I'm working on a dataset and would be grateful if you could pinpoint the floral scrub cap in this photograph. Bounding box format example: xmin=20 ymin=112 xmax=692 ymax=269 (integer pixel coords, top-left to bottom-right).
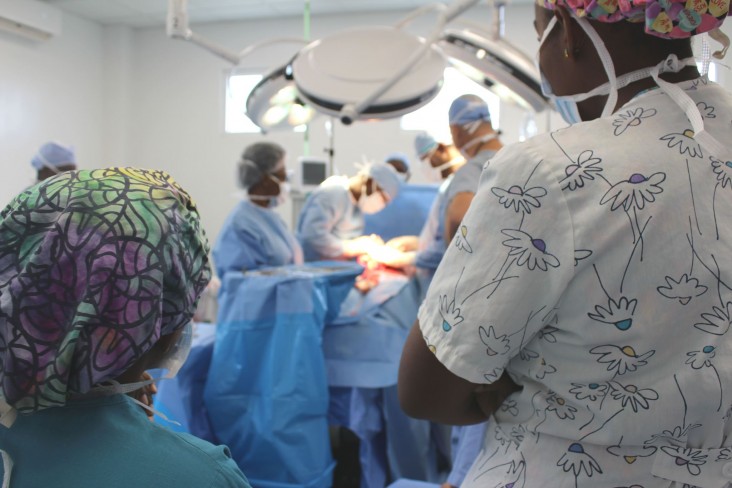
xmin=0 ymin=168 xmax=211 ymax=416
xmin=537 ymin=0 xmax=730 ymax=39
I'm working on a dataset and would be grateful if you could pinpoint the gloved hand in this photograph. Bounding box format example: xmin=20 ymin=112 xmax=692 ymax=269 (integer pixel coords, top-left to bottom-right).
xmin=385 ymin=235 xmax=419 ymax=252
xmin=343 ymin=234 xmax=385 ymax=257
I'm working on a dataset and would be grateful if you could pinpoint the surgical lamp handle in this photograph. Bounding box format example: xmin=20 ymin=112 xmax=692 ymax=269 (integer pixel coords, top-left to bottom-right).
xmin=339 ymin=0 xmax=481 ymax=124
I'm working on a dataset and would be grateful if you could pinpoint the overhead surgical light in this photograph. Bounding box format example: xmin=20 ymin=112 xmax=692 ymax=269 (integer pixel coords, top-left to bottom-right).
xmin=166 ymin=0 xmax=310 ymax=132
xmin=246 ymin=64 xmax=316 ymax=132
xmin=439 ymin=3 xmax=549 ymax=112
xmin=291 ymin=0 xmax=482 ymax=125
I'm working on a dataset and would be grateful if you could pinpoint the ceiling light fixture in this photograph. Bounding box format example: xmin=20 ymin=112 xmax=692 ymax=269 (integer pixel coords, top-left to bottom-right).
xmin=438 ymin=2 xmax=549 ymax=112
xmin=291 ymin=0 xmax=482 ymax=125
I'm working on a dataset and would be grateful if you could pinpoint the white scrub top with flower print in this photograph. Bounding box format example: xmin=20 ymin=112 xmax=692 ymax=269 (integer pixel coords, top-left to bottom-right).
xmin=419 ymin=78 xmax=732 ymax=488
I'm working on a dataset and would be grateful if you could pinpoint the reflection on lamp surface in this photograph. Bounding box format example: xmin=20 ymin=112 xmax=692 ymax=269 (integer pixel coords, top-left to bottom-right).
xmin=291 ymin=26 xmax=446 ymax=122
xmin=439 ymin=28 xmax=548 ymax=112
xmin=247 ymin=64 xmax=316 ymax=131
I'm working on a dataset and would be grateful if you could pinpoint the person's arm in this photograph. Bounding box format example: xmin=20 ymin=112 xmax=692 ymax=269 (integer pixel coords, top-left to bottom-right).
xmin=298 ymin=191 xmax=348 ymax=259
xmin=398 ymin=321 xmax=520 ymax=425
xmin=444 ymin=191 xmax=474 ymax=243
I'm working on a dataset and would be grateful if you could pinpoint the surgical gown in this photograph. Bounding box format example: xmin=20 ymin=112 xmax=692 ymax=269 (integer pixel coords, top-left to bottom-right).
xmin=297 ymin=183 xmax=364 ymax=262
xmin=213 ymin=199 xmax=303 ymax=278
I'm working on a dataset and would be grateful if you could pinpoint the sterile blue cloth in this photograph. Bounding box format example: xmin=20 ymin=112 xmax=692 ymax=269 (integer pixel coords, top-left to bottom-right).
xmin=204 ymin=262 xmax=362 ymax=488
xmin=214 ymin=199 xmax=303 ymax=278
xmin=324 ymin=273 xmax=446 ymax=486
xmin=363 ymin=184 xmax=438 ymax=241
xmin=0 ymin=394 xmax=250 ymax=488
xmin=447 ymin=424 xmax=488 ymax=487
xmin=387 ymin=480 xmax=440 ymax=488
xmin=324 ymin=273 xmax=418 ymax=389
xmin=297 ymin=183 xmax=364 ymax=261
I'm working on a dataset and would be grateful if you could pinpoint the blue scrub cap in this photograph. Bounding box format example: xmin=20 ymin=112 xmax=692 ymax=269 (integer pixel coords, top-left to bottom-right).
xmin=30 ymin=142 xmax=76 ymax=171
xmin=414 ymin=132 xmax=438 ymax=160
xmin=362 ymin=163 xmax=400 ymax=202
xmin=448 ymin=94 xmax=491 ymax=127
xmin=384 ymin=152 xmax=410 ymax=172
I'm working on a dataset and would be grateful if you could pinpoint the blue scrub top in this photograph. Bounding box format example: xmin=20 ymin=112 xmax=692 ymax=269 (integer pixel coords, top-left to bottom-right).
xmin=0 ymin=394 xmax=250 ymax=488
xmin=213 ymin=199 xmax=303 ymax=278
xmin=296 ymin=183 xmax=364 ymax=261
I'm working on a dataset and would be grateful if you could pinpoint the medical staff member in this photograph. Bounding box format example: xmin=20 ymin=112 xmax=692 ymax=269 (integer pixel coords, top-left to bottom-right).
xmin=296 ymin=162 xmax=400 ymax=262
xmin=0 ymin=168 xmax=250 ymax=488
xmin=445 ymin=94 xmax=504 ymax=243
xmin=30 ymin=141 xmax=77 ymax=182
xmin=385 ymin=152 xmax=411 ymax=182
xmin=411 ymin=133 xmax=465 ymax=292
xmin=400 ymin=4 xmax=732 ymax=488
xmin=213 ymin=142 xmax=303 ymax=278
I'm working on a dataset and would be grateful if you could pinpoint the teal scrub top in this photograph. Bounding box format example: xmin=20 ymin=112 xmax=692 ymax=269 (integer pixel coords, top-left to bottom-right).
xmin=0 ymin=394 xmax=251 ymax=488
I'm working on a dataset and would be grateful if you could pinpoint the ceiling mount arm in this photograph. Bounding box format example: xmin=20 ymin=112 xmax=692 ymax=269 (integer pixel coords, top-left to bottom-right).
xmin=166 ymin=0 xmax=306 ymax=66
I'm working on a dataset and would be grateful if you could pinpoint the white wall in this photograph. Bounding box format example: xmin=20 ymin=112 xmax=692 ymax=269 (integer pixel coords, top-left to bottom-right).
xmin=0 ymin=11 xmax=105 ymax=205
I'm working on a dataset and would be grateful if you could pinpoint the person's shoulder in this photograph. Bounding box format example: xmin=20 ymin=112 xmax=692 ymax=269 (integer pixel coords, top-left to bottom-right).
xmin=147 ymin=423 xmax=251 ymax=487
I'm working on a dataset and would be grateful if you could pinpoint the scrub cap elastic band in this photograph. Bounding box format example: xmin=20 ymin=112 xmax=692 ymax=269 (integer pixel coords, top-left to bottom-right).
xmin=0 ymin=168 xmax=211 ymax=414
xmin=537 ymin=0 xmax=730 ymax=39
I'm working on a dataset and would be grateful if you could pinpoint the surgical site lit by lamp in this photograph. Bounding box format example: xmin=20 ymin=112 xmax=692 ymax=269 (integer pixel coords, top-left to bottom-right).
xmin=439 ymin=28 xmax=549 ymax=113
xmin=291 ymin=26 xmax=446 ymax=123
xmin=246 ymin=65 xmax=316 ymax=132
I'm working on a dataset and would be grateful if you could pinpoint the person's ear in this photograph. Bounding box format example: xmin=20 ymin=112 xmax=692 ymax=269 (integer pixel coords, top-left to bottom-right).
xmin=555 ymin=7 xmax=581 ymax=60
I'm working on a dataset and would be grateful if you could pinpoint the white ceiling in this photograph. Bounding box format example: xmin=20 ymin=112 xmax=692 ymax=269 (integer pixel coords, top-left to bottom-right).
xmin=40 ymin=0 xmax=437 ymax=27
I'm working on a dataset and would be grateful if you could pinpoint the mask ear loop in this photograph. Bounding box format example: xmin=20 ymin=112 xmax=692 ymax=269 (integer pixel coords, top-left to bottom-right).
xmin=572 ymin=15 xmax=618 ymax=118
xmin=1 ymin=450 xmax=12 ymax=488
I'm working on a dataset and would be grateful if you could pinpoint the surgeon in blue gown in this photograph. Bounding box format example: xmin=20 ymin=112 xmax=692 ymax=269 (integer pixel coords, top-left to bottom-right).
xmin=214 ymin=141 xmax=303 ymax=279
xmin=296 ymin=162 xmax=400 ymax=263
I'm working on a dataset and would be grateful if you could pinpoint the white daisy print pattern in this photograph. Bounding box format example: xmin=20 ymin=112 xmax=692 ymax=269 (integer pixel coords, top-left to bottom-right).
xmin=438 ymin=295 xmax=464 ymax=332
xmin=556 ymin=443 xmax=603 ymax=477
xmin=659 ymin=446 xmax=707 ymax=476
xmin=608 ymin=383 xmax=659 ymax=412
xmin=569 ymin=382 xmax=608 ymax=402
xmin=491 ymin=184 xmax=547 ymax=214
xmin=612 ymin=107 xmax=657 ymax=136
xmin=657 ymin=274 xmax=708 ymax=305
xmin=591 ymin=345 xmax=655 ymax=376
xmin=600 ymin=172 xmax=666 ymax=212
xmin=454 ymin=225 xmax=473 ymax=253
xmin=546 ymin=393 xmax=577 ymax=420
xmin=660 ymin=129 xmax=703 ymax=158
xmin=694 ymin=301 xmax=732 ymax=336
xmin=710 ymin=157 xmax=732 ymax=189
xmin=685 ymin=346 xmax=716 ymax=369
xmin=588 ymin=296 xmax=638 ymax=331
xmin=560 ymin=150 xmax=603 ymax=191
xmin=501 ymin=229 xmax=560 ymax=271
xmin=479 ymin=325 xmax=509 ymax=357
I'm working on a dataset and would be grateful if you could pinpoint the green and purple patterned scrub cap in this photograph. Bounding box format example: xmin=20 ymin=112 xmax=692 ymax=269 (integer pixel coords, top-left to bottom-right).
xmin=537 ymin=0 xmax=729 ymax=39
xmin=0 ymin=168 xmax=211 ymax=414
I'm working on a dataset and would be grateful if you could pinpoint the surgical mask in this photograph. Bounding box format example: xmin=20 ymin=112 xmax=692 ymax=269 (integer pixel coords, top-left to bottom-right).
xmin=422 ymin=156 xmax=462 ymax=183
xmin=358 ymin=184 xmax=387 ymax=214
xmin=395 ymin=172 xmax=410 ymax=184
xmin=458 ymin=132 xmax=498 ymax=159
